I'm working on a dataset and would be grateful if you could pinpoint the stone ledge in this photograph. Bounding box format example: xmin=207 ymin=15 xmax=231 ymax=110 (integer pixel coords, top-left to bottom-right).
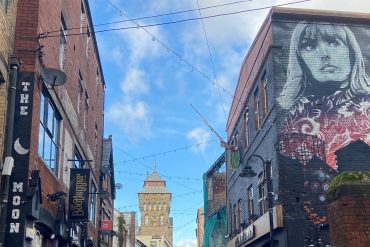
xmin=327 ymin=172 xmax=370 ymax=202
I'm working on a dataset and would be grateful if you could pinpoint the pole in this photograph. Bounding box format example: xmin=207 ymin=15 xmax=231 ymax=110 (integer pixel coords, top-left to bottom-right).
xmin=0 ymin=56 xmax=21 ymax=247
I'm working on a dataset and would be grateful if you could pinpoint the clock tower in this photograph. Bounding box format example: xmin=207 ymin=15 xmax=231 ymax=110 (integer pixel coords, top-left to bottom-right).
xmin=137 ymin=167 xmax=173 ymax=247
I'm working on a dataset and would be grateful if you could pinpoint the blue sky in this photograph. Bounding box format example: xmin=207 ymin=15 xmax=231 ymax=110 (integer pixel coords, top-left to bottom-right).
xmin=89 ymin=0 xmax=369 ymax=246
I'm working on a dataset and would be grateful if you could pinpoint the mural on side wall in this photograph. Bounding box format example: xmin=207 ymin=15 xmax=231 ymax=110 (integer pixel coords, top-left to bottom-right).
xmin=276 ymin=21 xmax=370 ymax=228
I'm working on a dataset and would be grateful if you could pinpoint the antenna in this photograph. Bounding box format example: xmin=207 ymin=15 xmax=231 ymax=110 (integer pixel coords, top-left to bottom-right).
xmin=40 ymin=67 xmax=67 ymax=86
xmin=115 ymin=183 xmax=123 ymax=190
xmin=190 ymin=104 xmax=232 ymax=149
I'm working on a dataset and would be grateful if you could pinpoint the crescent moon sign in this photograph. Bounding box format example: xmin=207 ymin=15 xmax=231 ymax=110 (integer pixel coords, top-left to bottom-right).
xmin=14 ymin=138 xmax=29 ymax=155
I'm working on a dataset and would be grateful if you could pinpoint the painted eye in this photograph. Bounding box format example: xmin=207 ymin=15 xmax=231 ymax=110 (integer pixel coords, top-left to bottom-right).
xmin=304 ymin=45 xmax=313 ymax=51
xmin=329 ymin=41 xmax=339 ymax=47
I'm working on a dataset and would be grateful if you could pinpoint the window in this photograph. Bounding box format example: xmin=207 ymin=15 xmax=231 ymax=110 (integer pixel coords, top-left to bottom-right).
xmin=89 ymin=182 xmax=97 ymax=225
xmin=244 ymin=109 xmax=249 ymax=148
xmin=86 ymin=26 xmax=91 ymax=56
xmin=59 ymin=14 xmax=67 ymax=70
xmin=150 ymin=241 xmax=157 ymax=247
xmin=247 ymin=186 xmax=254 ymax=224
xmin=234 ymin=132 xmax=239 ymax=149
xmin=84 ymin=91 xmax=89 ymax=130
xmin=160 ymin=215 xmax=164 ymax=225
xmin=237 ymin=199 xmax=242 ymax=229
xmin=80 ymin=1 xmax=86 ymax=34
xmin=261 ymin=73 xmax=268 ymax=118
xmin=233 ymin=204 xmax=237 ymax=232
xmin=143 ymin=203 xmax=146 ymax=211
xmin=38 ymin=90 xmax=61 ymax=174
xmin=74 ymin=148 xmax=84 ymax=168
xmin=228 ymin=203 xmax=233 ymax=235
xmin=258 ymin=173 xmax=266 ymax=215
xmin=254 ymin=88 xmax=260 ymax=129
xmin=77 ymin=71 xmax=83 ymax=113
xmin=145 ymin=215 xmax=149 ymax=225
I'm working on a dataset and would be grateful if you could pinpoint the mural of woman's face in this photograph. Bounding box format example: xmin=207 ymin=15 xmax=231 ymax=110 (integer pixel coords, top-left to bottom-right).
xmin=299 ymin=32 xmax=351 ymax=84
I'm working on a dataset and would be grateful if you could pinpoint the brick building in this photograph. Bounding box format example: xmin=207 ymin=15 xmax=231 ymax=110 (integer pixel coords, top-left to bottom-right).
xmin=195 ymin=208 xmax=204 ymax=247
xmin=0 ymin=0 xmax=18 ymax=165
xmin=0 ymin=0 xmax=111 ymax=246
xmin=136 ymin=168 xmax=173 ymax=247
xmin=225 ymin=7 xmax=370 ymax=247
xmin=202 ymin=153 xmax=227 ymax=247
xmin=112 ymin=210 xmax=136 ymax=247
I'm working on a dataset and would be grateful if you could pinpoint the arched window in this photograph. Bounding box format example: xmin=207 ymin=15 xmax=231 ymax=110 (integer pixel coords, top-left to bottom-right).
xmin=153 ymin=203 xmax=156 ymax=211
xmin=158 ymin=203 xmax=162 ymax=211
xmin=163 ymin=203 xmax=167 ymax=210
xmin=148 ymin=203 xmax=151 ymax=211
xmin=160 ymin=215 xmax=164 ymax=225
xmin=145 ymin=215 xmax=149 ymax=225
xmin=143 ymin=203 xmax=146 ymax=211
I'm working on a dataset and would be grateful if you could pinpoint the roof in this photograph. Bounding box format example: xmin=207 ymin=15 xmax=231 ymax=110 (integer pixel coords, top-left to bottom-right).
xmin=145 ymin=169 xmax=164 ymax=182
xmin=139 ymin=187 xmax=170 ymax=194
xmin=139 ymin=168 xmax=171 ymax=194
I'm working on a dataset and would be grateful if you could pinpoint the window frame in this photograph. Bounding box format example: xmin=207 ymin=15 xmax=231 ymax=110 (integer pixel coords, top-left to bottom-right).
xmin=253 ymin=88 xmax=260 ymax=130
xmin=237 ymin=199 xmax=242 ymax=230
xmin=247 ymin=186 xmax=254 ymax=224
xmin=244 ymin=109 xmax=249 ymax=148
xmin=258 ymin=173 xmax=266 ymax=215
xmin=38 ymin=89 xmax=61 ymax=175
xmin=59 ymin=14 xmax=67 ymax=70
xmin=261 ymin=73 xmax=268 ymax=118
xmin=89 ymin=182 xmax=97 ymax=225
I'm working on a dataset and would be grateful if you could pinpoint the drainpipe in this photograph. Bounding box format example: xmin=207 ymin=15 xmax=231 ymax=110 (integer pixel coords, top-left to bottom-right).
xmin=0 ymin=56 xmax=21 ymax=247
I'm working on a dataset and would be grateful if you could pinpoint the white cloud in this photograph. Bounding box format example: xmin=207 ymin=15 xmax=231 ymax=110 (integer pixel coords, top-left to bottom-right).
xmin=186 ymin=127 xmax=211 ymax=153
xmin=121 ymin=68 xmax=149 ymax=94
xmin=116 ymin=25 xmax=163 ymax=66
xmin=106 ymin=100 xmax=152 ymax=143
xmin=175 ymin=239 xmax=197 ymax=247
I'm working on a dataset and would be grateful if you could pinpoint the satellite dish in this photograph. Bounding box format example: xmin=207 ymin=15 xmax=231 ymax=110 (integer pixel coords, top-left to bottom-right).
xmin=100 ymin=165 xmax=111 ymax=174
xmin=115 ymin=183 xmax=123 ymax=190
xmin=40 ymin=67 xmax=67 ymax=86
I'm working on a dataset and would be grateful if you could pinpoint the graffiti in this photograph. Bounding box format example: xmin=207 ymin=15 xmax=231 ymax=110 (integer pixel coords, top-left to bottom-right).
xmin=278 ymin=22 xmax=370 ymax=169
xmin=276 ymin=21 xmax=370 ymax=231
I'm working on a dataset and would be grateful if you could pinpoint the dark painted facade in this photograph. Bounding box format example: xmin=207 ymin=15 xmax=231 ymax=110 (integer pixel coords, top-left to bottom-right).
xmin=226 ymin=7 xmax=370 ymax=247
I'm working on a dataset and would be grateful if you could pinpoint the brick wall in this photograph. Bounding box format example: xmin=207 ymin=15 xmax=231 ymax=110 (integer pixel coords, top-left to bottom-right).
xmin=328 ymin=185 xmax=370 ymax=247
xmin=13 ymin=0 xmax=105 ymax=245
xmin=0 ymin=0 xmax=18 ymax=165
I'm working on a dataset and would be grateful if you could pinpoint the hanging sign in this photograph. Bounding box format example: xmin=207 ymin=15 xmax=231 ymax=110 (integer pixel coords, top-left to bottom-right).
xmin=68 ymin=168 xmax=90 ymax=221
xmin=5 ymin=72 xmax=35 ymax=245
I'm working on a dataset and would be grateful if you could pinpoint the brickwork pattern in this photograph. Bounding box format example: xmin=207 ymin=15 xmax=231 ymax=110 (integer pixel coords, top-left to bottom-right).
xmin=328 ymin=195 xmax=370 ymax=247
xmin=0 ymin=1 xmax=18 ymax=164
xmin=13 ymin=0 xmax=106 ymax=246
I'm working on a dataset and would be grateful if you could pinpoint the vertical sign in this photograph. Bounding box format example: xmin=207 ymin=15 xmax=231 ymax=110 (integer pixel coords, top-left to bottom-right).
xmin=68 ymin=168 xmax=90 ymax=221
xmin=5 ymin=72 xmax=34 ymax=245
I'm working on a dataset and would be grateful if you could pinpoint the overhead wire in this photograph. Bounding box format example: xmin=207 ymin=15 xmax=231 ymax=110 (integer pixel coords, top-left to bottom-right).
xmin=113 ymin=144 xmax=200 ymax=192
xmin=196 ymin=0 xmax=227 ymax=120
xmin=38 ymin=0 xmax=311 ymax=108
xmin=115 ymin=138 xmax=222 ymax=164
xmin=115 ymin=170 xmax=202 ymax=181
xmin=43 ymin=0 xmax=256 ymax=35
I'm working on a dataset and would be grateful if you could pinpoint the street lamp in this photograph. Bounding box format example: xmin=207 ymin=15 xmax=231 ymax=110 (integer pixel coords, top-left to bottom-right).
xmin=239 ymin=154 xmax=275 ymax=247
